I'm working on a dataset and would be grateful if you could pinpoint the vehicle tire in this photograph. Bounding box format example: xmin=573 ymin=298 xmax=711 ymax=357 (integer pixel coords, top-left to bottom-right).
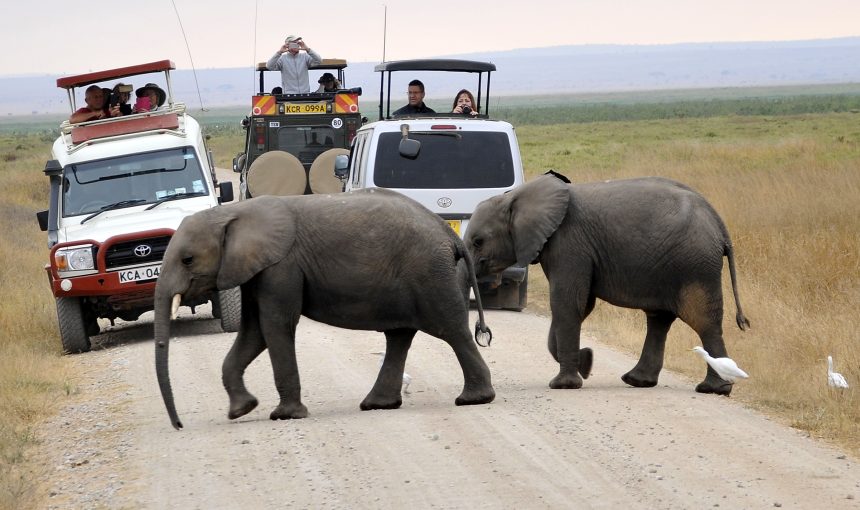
xmin=214 ymin=287 xmax=241 ymax=333
xmin=55 ymin=297 xmax=92 ymax=354
xmin=501 ymin=275 xmax=528 ymax=312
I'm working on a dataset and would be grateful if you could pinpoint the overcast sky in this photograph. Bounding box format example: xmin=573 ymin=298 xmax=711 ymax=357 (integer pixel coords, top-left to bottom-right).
xmin=2 ymin=0 xmax=857 ymax=76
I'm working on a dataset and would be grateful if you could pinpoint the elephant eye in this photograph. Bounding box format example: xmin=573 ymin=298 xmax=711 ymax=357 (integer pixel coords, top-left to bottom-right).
xmin=472 ymin=237 xmax=484 ymax=249
xmin=181 ymin=255 xmax=193 ymax=266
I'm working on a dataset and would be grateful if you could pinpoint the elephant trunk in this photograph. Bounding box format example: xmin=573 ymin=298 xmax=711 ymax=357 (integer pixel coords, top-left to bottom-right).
xmin=155 ymin=292 xmax=184 ymax=430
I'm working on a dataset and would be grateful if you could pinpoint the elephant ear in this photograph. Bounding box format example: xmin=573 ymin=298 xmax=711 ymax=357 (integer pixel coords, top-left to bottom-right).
xmin=510 ymin=174 xmax=571 ymax=266
xmin=216 ymin=198 xmax=296 ymax=289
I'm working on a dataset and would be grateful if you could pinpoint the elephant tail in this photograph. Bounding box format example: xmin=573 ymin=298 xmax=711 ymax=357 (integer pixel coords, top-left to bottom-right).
xmin=455 ymin=242 xmax=493 ymax=347
xmin=724 ymin=241 xmax=751 ymax=331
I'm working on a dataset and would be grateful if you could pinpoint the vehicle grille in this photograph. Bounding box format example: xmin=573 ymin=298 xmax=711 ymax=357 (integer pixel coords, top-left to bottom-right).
xmin=104 ymin=235 xmax=171 ymax=269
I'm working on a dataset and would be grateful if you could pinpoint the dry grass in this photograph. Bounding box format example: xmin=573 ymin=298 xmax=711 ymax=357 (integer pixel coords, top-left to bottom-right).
xmin=0 ymin=134 xmax=74 ymax=508
xmin=518 ymin=113 xmax=860 ymax=456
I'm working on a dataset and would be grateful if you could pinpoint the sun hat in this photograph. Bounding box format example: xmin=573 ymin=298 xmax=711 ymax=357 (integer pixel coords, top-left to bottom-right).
xmin=318 ymin=72 xmax=336 ymax=84
xmin=285 ymin=35 xmax=302 ymax=43
xmin=135 ymin=83 xmax=166 ymax=107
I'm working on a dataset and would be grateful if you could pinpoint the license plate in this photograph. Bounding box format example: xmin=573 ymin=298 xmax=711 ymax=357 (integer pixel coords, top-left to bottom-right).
xmin=283 ymin=102 xmax=327 ymax=114
xmin=446 ymin=220 xmax=461 ymax=235
xmin=118 ymin=264 xmax=161 ymax=283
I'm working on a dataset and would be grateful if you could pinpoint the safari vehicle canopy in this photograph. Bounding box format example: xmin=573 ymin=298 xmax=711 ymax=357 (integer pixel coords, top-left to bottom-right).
xmin=374 ymin=59 xmax=496 ymax=120
xmin=234 ymin=59 xmax=364 ymax=198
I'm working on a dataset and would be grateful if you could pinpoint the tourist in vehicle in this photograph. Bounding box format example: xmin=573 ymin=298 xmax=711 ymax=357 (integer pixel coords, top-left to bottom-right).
xmin=315 ymin=72 xmax=341 ymax=93
xmin=69 ymin=85 xmax=121 ymax=123
xmin=134 ymin=83 xmax=167 ymax=113
xmin=110 ymin=82 xmax=134 ymax=116
xmin=266 ymin=35 xmax=322 ymax=94
xmin=451 ymin=89 xmax=480 ymax=116
xmin=393 ymin=80 xmax=435 ymax=116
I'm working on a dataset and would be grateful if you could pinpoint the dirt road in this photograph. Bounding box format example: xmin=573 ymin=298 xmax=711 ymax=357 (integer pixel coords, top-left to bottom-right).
xmin=36 ymin=307 xmax=858 ymax=509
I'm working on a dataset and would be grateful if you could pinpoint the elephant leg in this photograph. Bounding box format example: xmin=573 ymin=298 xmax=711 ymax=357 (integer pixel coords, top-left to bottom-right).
xmin=223 ymin=292 xmax=265 ymax=419
xmin=678 ymin=288 xmax=733 ymax=396
xmin=548 ymin=314 xmax=585 ymax=389
xmin=360 ymin=329 xmax=415 ymax=411
xmin=436 ymin=326 xmax=495 ymax=406
xmin=264 ymin=315 xmax=307 ymax=420
xmin=622 ymin=310 xmax=675 ymax=388
xmin=548 ymin=322 xmax=593 ymax=379
xmin=693 ymin=324 xmax=734 ymax=396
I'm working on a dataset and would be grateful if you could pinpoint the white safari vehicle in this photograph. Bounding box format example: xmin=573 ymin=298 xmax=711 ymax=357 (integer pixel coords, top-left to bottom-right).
xmin=37 ymin=60 xmax=238 ymax=353
xmin=337 ymin=59 xmax=528 ymax=310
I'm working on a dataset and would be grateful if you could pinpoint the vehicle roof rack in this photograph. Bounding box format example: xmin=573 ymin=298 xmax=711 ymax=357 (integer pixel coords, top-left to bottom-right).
xmin=57 ymin=60 xmax=176 ymax=90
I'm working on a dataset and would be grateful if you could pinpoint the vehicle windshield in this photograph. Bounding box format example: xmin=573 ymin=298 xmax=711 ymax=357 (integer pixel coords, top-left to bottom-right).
xmin=276 ymin=125 xmax=337 ymax=166
xmin=62 ymin=147 xmax=208 ymax=217
xmin=372 ymin=131 xmax=515 ymax=189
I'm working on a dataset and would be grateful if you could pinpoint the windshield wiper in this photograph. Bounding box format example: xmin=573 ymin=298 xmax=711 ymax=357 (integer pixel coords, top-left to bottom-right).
xmin=145 ymin=191 xmax=206 ymax=210
xmin=80 ymin=199 xmax=146 ymax=224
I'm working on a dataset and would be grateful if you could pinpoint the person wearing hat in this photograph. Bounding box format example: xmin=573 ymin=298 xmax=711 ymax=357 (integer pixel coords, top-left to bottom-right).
xmin=314 ymin=72 xmax=340 ymax=93
xmin=134 ymin=83 xmax=167 ymax=113
xmin=266 ymin=35 xmax=322 ymax=94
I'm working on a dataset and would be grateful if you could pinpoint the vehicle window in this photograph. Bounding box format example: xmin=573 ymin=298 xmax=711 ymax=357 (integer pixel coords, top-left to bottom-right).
xmin=372 ymin=131 xmax=515 ymax=189
xmin=351 ymin=132 xmax=370 ymax=187
xmin=277 ymin=125 xmax=336 ymax=166
xmin=62 ymin=147 xmax=207 ymax=216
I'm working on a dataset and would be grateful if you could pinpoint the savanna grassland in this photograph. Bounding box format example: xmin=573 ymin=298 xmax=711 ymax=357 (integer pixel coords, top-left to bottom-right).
xmin=1 ymin=89 xmax=859 ymax=507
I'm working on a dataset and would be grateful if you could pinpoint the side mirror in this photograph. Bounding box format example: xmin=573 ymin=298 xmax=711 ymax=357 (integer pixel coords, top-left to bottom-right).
xmin=219 ymin=182 xmax=234 ymax=203
xmin=334 ymin=154 xmax=349 ymax=180
xmin=233 ymin=153 xmax=246 ymax=173
xmin=36 ymin=210 xmax=49 ymax=231
xmin=398 ymin=123 xmax=420 ymax=159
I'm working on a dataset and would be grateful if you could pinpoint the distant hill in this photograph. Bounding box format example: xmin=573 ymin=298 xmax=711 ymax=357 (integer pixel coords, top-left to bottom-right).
xmin=3 ymin=37 xmax=859 ymax=116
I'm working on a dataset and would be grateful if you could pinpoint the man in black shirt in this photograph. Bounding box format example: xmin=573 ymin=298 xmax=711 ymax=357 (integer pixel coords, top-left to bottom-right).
xmin=393 ymin=79 xmax=436 ymax=116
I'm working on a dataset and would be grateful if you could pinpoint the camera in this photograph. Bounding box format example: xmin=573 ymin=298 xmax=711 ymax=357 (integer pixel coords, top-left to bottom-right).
xmin=461 ymin=105 xmax=472 ymax=115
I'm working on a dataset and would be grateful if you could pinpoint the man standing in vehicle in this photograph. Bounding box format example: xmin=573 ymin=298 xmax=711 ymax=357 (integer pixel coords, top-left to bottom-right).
xmin=393 ymin=80 xmax=435 ymax=116
xmin=69 ymin=85 xmax=121 ymax=123
xmin=267 ymin=35 xmax=322 ymax=94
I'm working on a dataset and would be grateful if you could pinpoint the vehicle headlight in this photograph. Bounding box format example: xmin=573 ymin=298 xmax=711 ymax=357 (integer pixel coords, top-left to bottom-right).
xmin=56 ymin=245 xmax=96 ymax=272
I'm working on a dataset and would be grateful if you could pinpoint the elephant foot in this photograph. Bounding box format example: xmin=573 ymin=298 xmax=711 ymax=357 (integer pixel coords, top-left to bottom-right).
xmin=578 ymin=348 xmax=594 ymax=379
xmin=360 ymin=394 xmax=403 ymax=411
xmin=270 ymin=402 xmax=309 ymax=420
xmin=549 ymin=371 xmax=583 ymax=389
xmin=454 ymin=385 xmax=496 ymax=406
xmin=227 ymin=393 xmax=259 ymax=420
xmin=621 ymin=369 xmax=658 ymax=388
xmin=695 ymin=378 xmax=733 ymax=396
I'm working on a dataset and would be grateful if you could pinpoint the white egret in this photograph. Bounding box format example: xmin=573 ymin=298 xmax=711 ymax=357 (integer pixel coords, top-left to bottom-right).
xmin=691 ymin=346 xmax=749 ymax=383
xmin=827 ymin=355 xmax=849 ymax=389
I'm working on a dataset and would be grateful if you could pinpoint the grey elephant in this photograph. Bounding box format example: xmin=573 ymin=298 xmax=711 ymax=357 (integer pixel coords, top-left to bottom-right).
xmin=464 ymin=171 xmax=749 ymax=395
xmin=155 ymin=189 xmax=495 ymax=429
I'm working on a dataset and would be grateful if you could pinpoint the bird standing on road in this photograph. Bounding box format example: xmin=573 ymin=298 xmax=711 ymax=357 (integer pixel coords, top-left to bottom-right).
xmin=691 ymin=346 xmax=749 ymax=383
xmin=827 ymin=355 xmax=849 ymax=389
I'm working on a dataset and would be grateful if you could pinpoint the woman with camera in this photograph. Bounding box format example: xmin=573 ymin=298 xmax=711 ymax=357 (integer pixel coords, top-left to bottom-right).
xmin=451 ymin=89 xmax=480 ymax=116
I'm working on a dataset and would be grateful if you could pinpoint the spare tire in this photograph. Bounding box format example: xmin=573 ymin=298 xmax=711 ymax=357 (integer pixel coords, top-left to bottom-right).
xmin=247 ymin=150 xmax=306 ymax=197
xmin=309 ymin=148 xmax=350 ymax=194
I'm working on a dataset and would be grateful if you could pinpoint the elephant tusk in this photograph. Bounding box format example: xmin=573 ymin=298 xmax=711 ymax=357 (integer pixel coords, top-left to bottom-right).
xmin=171 ymin=294 xmax=182 ymax=320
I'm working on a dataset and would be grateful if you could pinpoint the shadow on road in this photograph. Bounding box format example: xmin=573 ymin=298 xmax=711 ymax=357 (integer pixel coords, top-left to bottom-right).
xmin=91 ymin=311 xmax=230 ymax=351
